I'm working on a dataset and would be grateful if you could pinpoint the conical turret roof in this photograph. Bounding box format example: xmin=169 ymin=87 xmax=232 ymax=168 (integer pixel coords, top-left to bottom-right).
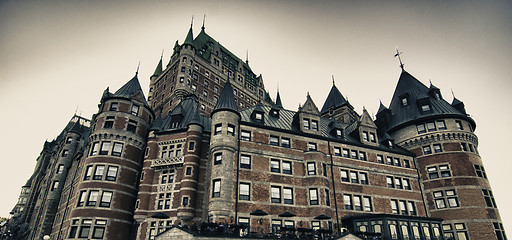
xmin=183 ymin=26 xmax=194 ymax=46
xmin=152 ymin=57 xmax=163 ymax=77
xmin=321 ymin=83 xmax=348 ymax=114
xmin=387 ymin=70 xmax=474 ymax=131
xmin=113 ymin=73 xmax=149 ymax=106
xmin=275 ymin=91 xmax=283 ymax=108
xmin=212 ymin=80 xmax=238 ymax=115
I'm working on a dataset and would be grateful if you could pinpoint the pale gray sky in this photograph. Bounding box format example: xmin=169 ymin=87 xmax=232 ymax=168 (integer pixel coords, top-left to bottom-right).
xmin=1 ymin=0 xmax=511 ymax=232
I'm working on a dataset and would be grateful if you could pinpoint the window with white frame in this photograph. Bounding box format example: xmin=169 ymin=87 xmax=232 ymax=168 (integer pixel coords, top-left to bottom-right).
xmin=239 ymin=183 xmax=250 ymax=200
xmin=307 ymin=162 xmax=316 ymax=175
xmin=309 ymin=188 xmax=319 ymax=205
xmin=427 ymin=164 xmax=451 ymax=179
xmin=212 ymin=179 xmax=221 ymax=198
xmin=433 ymin=189 xmax=459 ymax=209
xmin=240 ymin=155 xmax=251 ymax=169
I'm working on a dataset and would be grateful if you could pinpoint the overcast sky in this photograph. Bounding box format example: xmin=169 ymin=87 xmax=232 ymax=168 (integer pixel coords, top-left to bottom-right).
xmin=1 ymin=0 xmax=510 ymax=232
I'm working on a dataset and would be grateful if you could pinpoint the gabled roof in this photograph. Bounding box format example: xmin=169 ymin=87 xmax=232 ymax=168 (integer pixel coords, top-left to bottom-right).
xmin=155 ymin=97 xmax=211 ymax=133
xmin=387 ymin=70 xmax=474 ymax=131
xmin=212 ymin=80 xmax=238 ymax=116
xmin=301 ymin=93 xmax=320 ymax=115
xmin=321 ymin=83 xmax=349 ymax=114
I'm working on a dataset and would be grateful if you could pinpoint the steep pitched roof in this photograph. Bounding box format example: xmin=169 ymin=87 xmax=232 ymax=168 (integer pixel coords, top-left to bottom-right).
xmin=387 ymin=70 xmax=474 ymax=131
xmin=112 ymin=74 xmax=149 ymax=106
xmin=321 ymin=83 xmax=348 ymax=114
xmin=152 ymin=57 xmax=163 ymax=77
xmin=376 ymin=101 xmax=389 ymax=115
xmin=156 ymin=97 xmax=211 ymax=133
xmin=275 ymin=91 xmax=283 ymax=108
xmin=301 ymin=93 xmax=320 ymax=115
xmin=212 ymin=80 xmax=238 ymax=115
xmin=183 ymin=26 xmax=194 ymax=46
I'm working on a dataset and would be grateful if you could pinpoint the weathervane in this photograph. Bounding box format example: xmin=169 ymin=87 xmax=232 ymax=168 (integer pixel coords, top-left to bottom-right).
xmin=394 ymin=48 xmax=404 ymax=70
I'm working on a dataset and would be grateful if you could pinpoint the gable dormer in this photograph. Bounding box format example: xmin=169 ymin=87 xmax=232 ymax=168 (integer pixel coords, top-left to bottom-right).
xmin=295 ymin=94 xmax=321 ymax=134
xmin=251 ymin=104 xmax=265 ymax=124
xmin=357 ymin=108 xmax=379 ymax=146
xmin=328 ymin=120 xmax=344 ymax=139
xmin=416 ymin=93 xmax=431 ymax=113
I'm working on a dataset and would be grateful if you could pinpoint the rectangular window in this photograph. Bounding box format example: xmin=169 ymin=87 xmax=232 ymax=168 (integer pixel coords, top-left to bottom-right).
xmin=282 ymin=161 xmax=292 ymax=174
xmin=343 ymin=149 xmax=349 ymax=158
xmin=112 ymin=142 xmax=123 ymax=157
xmin=456 ymin=120 xmax=464 ymax=130
xmin=241 ymin=130 xmax=251 ymax=141
xmin=417 ymin=124 xmax=426 ymax=134
xmin=212 ymin=179 xmax=221 ymax=198
xmin=271 ymin=186 xmax=281 ymax=203
xmin=423 ymin=145 xmax=432 ymax=155
xmin=127 ymin=120 xmax=137 ymax=133
xmin=350 ymin=172 xmax=359 ymax=183
xmin=270 ymin=136 xmax=279 ymax=146
xmin=185 ymin=167 xmax=192 ymax=175
xmin=100 ymin=191 xmax=112 ymax=207
xmin=370 ymin=132 xmax=376 ymax=142
xmin=87 ymin=190 xmax=99 ymax=206
xmin=391 ymin=200 xmax=399 ymax=214
xmin=57 ymin=164 xmax=64 ymax=174
xmin=188 ymin=142 xmax=195 ymax=151
xmin=359 ymin=152 xmax=367 ymax=160
xmin=437 ymin=120 xmax=446 ymax=130
xmin=182 ymin=197 xmax=189 ymax=207
xmin=325 ymin=189 xmax=330 ymax=206
xmin=214 ymin=124 xmax=222 ymax=135
xmin=79 ymin=226 xmax=91 ymax=238
xmin=283 ymin=187 xmax=293 ymax=204
xmin=483 ymin=189 xmax=497 ymax=208
xmin=227 ymin=124 xmax=235 ymax=136
xmin=308 ymin=142 xmax=317 ymax=151
xmin=92 ymin=227 xmax=105 ymax=239
xmin=426 ymin=122 xmax=436 ymax=131
xmin=377 ymin=155 xmax=384 ymax=164
xmin=214 ymin=153 xmax=222 ymax=165
xmin=270 ymin=159 xmax=280 ymax=173
xmin=363 ymin=196 xmax=373 ymax=212
xmin=93 ymin=165 xmax=105 ymax=180
xmin=403 ymin=159 xmax=411 ymax=168
xmin=239 ymin=183 xmax=250 ymax=200
xmin=354 ymin=195 xmax=362 ymax=211
xmin=386 ymin=156 xmax=393 ymax=165
xmin=309 ymin=188 xmax=318 ymax=205
xmin=341 ymin=169 xmax=349 ymax=182
xmin=78 ymin=191 xmax=86 ymax=207
xmin=421 ymin=104 xmax=431 ymax=112
xmin=311 ymin=120 xmax=318 ymax=131
xmin=106 ymin=166 xmax=118 ymax=181
xmin=433 ymin=144 xmax=442 ymax=153
xmin=90 ymin=143 xmax=99 ymax=156
xmin=281 ymin=137 xmax=290 ymax=148
xmin=110 ymin=102 xmax=118 ymax=111
xmin=334 ymin=147 xmax=341 ymax=156
xmin=363 ymin=131 xmax=369 ymax=141
xmin=131 ymin=105 xmax=139 ymax=116
xmin=303 ymin=119 xmax=310 ymax=130
xmin=351 ymin=150 xmax=358 ymax=159
xmin=51 ymin=181 xmax=59 ymax=191
xmin=104 ymin=117 xmax=114 ymax=129
xmin=403 ymin=179 xmax=411 ymax=190
xmin=344 ymin=194 xmax=353 ymax=210
xmin=240 ymin=155 xmax=251 ymax=169
xmin=66 ymin=136 xmax=73 ymax=144
xmin=360 ymin=172 xmax=368 ymax=185
xmin=307 ymin=162 xmax=316 ymax=175
xmin=474 ymin=164 xmax=487 ymax=178
xmin=99 ymin=142 xmax=111 ymax=155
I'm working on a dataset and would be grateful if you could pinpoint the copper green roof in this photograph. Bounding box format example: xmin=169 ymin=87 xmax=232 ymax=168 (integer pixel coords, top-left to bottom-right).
xmin=183 ymin=26 xmax=194 ymax=46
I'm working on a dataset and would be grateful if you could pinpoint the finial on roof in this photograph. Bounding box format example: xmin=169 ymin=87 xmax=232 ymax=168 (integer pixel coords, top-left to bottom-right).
xmin=202 ymin=15 xmax=205 ymax=30
xmin=190 ymin=15 xmax=194 ymax=28
xmin=394 ymin=48 xmax=404 ymax=70
xmin=246 ymin=49 xmax=249 ymax=64
xmin=451 ymin=88 xmax=455 ymax=98
xmin=161 ymin=49 xmax=164 ymax=59
xmin=136 ymin=61 xmax=141 ymax=75
xmin=332 ymin=75 xmax=335 ymax=85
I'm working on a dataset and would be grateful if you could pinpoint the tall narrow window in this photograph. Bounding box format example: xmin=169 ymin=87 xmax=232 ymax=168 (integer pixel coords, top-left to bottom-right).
xmin=110 ymin=102 xmax=118 ymax=111
xmin=283 ymin=187 xmax=293 ymax=204
xmin=127 ymin=120 xmax=137 ymax=133
xmin=90 ymin=142 xmax=99 ymax=156
xmin=106 ymin=166 xmax=118 ymax=181
xmin=271 ymin=186 xmax=281 ymax=203
xmin=78 ymin=191 xmax=86 ymax=207
xmin=51 ymin=181 xmax=59 ymax=191
xmin=57 ymin=164 xmax=65 ymax=174
xmin=307 ymin=162 xmax=316 ymax=175
xmin=309 ymin=188 xmax=319 ymax=205
xmin=93 ymin=165 xmax=105 ymax=180
xmin=303 ymin=119 xmax=310 ymax=130
xmin=311 ymin=120 xmax=318 ymax=131
xmin=131 ymin=105 xmax=139 ymax=116
xmin=112 ymin=142 xmax=123 ymax=157
xmin=214 ymin=153 xmax=222 ymax=165
xmin=363 ymin=196 xmax=373 ymax=212
xmin=100 ymin=191 xmax=113 ymax=207
xmin=227 ymin=124 xmax=235 ymax=136
xmin=282 ymin=161 xmax=292 ymax=174
xmin=270 ymin=159 xmax=280 ymax=173
xmin=240 ymin=155 xmax=251 ymax=169
xmin=239 ymin=183 xmax=250 ymax=200
xmin=456 ymin=120 xmax=463 ymax=130
xmin=281 ymin=137 xmax=290 ymax=148
xmin=344 ymin=194 xmax=353 ymax=210
xmin=87 ymin=191 xmax=99 ymax=206
xmin=212 ymin=179 xmax=221 ymax=198
xmin=214 ymin=124 xmax=222 ymax=135
xmin=99 ymin=142 xmax=111 ymax=155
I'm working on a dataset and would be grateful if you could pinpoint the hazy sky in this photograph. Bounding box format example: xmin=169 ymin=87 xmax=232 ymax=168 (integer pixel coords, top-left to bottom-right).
xmin=1 ymin=0 xmax=511 ymax=233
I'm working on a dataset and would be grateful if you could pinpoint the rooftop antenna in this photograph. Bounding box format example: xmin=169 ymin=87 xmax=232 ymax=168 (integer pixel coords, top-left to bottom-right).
xmin=202 ymin=15 xmax=205 ymax=30
xmin=394 ymin=48 xmax=404 ymax=70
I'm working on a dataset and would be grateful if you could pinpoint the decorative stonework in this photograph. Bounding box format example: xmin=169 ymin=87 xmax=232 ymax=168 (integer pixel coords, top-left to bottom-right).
xmin=151 ymin=156 xmax=185 ymax=168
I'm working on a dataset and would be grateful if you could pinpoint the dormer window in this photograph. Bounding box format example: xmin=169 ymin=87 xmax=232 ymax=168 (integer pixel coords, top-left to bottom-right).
xmin=270 ymin=109 xmax=280 ymax=118
xmin=131 ymin=105 xmax=139 ymax=116
xmin=311 ymin=120 xmax=318 ymax=131
xmin=336 ymin=129 xmax=342 ymax=138
xmin=421 ymin=104 xmax=431 ymax=112
xmin=303 ymin=119 xmax=310 ymax=130
xmin=370 ymin=133 xmax=376 ymax=143
xmin=401 ymin=97 xmax=408 ymax=107
xmin=255 ymin=112 xmax=263 ymax=121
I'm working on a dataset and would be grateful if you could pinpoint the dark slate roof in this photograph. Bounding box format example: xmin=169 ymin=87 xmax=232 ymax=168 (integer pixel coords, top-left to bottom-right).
xmin=152 ymin=57 xmax=163 ymax=77
xmin=387 ymin=70 xmax=474 ymax=131
xmin=183 ymin=26 xmax=194 ymax=46
xmin=111 ymin=74 xmax=149 ymax=106
xmin=376 ymin=101 xmax=389 ymax=115
xmin=154 ymin=97 xmax=211 ymax=133
xmin=321 ymin=83 xmax=349 ymax=114
xmin=275 ymin=91 xmax=283 ymax=108
xmin=212 ymin=80 xmax=238 ymax=115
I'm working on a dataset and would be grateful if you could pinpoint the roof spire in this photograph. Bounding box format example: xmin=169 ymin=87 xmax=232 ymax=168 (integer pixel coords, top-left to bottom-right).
xmin=332 ymin=75 xmax=335 ymax=85
xmin=191 ymin=15 xmax=194 ymax=28
xmin=246 ymin=49 xmax=249 ymax=64
xmin=202 ymin=15 xmax=205 ymax=31
xmin=394 ymin=48 xmax=404 ymax=70
xmin=136 ymin=61 xmax=140 ymax=75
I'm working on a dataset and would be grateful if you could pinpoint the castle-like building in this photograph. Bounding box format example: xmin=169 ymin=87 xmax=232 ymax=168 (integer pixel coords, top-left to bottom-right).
xmin=6 ymin=24 xmax=506 ymax=240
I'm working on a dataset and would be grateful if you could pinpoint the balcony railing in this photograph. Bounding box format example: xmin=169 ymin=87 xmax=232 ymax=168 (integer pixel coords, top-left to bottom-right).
xmin=151 ymin=156 xmax=184 ymax=168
